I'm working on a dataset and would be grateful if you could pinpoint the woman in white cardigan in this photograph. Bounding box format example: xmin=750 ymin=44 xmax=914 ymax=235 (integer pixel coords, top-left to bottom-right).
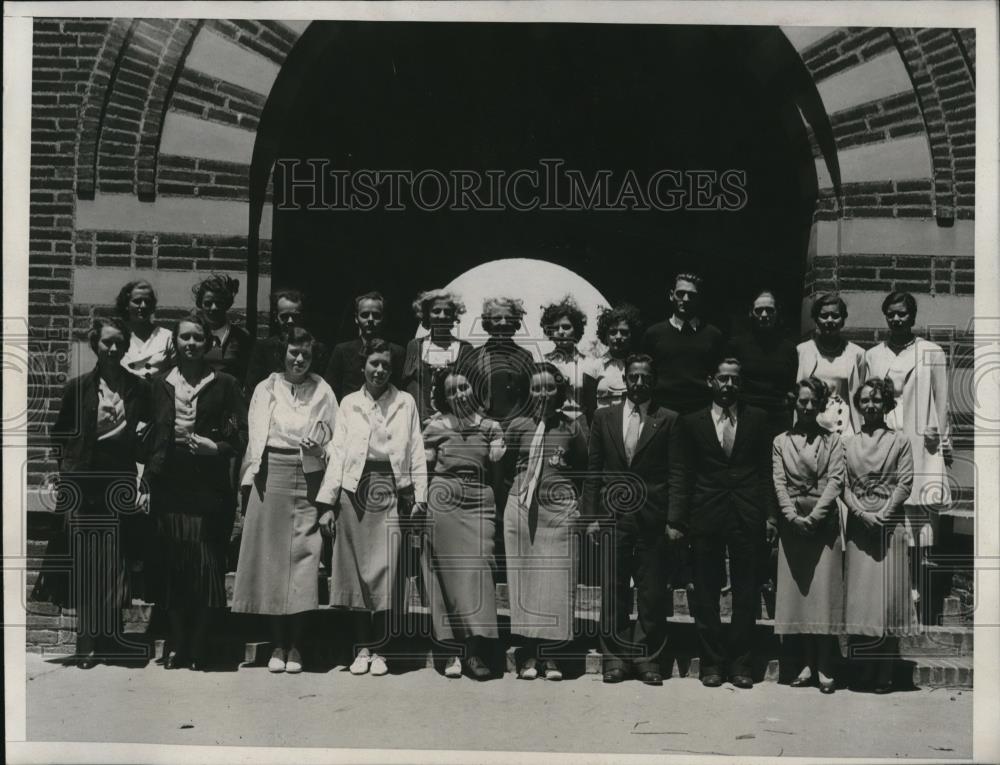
xmin=232 ymin=327 xmax=338 ymax=674
xmin=316 ymin=338 xmax=428 ymax=677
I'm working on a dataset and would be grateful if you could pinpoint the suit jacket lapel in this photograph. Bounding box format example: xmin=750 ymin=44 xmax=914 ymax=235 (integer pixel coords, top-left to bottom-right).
xmin=609 ymin=403 xmax=628 ymax=463
xmin=700 ymin=407 xmax=728 ymax=460
xmin=729 ymin=404 xmax=750 ymax=459
xmin=633 ymin=404 xmax=666 ymax=459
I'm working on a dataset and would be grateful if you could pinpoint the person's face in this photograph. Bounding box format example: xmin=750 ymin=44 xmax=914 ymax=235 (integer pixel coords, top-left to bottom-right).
xmin=550 ymin=315 xmax=577 ymax=348
xmin=794 ymin=386 xmax=820 ymax=423
xmin=364 ymin=351 xmax=392 ymax=389
xmin=670 ymin=279 xmax=700 ymax=320
xmin=95 ymin=326 xmax=127 ymax=365
xmin=708 ymin=362 xmax=742 ymax=407
xmin=428 ymin=299 xmax=456 ymax=330
xmin=529 ymin=371 xmax=561 ymax=417
xmin=815 ymin=303 xmax=845 ymax=335
xmin=884 ymin=300 xmax=914 ymax=334
xmin=276 ymin=297 xmax=303 ymax=330
xmin=858 ymin=385 xmax=885 ymax=424
xmin=625 ymin=361 xmax=654 ymax=405
xmin=751 ymin=294 xmax=778 ymax=330
xmin=200 ymin=290 xmax=230 ymax=328
xmin=128 ymin=286 xmax=155 ymax=324
xmin=355 ymin=299 xmax=384 ymax=337
xmin=176 ymin=321 xmax=208 ymax=362
xmin=444 ymin=373 xmax=473 ymax=415
xmin=284 ymin=343 xmax=313 ymax=378
xmin=486 ymin=305 xmax=520 ymax=338
xmin=606 ymin=320 xmax=632 ymax=355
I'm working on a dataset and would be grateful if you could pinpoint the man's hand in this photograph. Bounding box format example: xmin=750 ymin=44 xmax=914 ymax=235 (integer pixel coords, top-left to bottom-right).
xmin=765 ymin=520 xmax=778 ymax=544
xmin=665 ymin=525 xmax=685 ymax=542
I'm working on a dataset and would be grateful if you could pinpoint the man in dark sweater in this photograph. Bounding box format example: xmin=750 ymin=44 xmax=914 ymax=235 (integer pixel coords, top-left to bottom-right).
xmin=323 ymin=291 xmax=405 ymax=401
xmin=641 ymin=272 xmax=726 ymax=415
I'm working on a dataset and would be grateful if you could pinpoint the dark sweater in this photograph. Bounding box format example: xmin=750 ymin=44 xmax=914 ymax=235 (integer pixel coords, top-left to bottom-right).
xmin=641 ymin=319 xmax=725 ymax=414
xmin=725 ymin=330 xmax=798 ymax=415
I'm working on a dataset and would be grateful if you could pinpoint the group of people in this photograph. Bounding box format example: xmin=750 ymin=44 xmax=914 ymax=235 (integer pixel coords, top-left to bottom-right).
xmin=42 ymin=270 xmax=952 ymax=695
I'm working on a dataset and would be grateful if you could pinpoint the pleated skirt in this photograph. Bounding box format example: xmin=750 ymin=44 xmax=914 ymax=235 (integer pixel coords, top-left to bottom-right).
xmin=844 ymin=517 xmax=917 ymax=637
xmin=329 ymin=461 xmax=402 ymax=612
xmin=422 ymin=475 xmax=499 ymax=640
xmin=232 ymin=450 xmax=322 ymax=615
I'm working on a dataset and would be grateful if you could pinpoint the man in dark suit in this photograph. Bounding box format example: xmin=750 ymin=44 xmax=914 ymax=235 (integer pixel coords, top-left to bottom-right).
xmin=244 ymin=287 xmax=329 ymax=393
xmin=675 ymin=356 xmax=772 ymax=689
xmin=582 ymin=354 xmax=686 ymax=686
xmin=323 ymin=291 xmax=405 ymax=401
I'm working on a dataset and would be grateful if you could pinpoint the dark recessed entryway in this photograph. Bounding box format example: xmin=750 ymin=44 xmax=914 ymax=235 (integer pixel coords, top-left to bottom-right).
xmin=256 ymin=21 xmax=823 ymax=343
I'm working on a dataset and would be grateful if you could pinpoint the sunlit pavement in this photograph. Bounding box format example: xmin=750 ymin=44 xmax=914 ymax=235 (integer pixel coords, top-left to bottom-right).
xmin=25 ymin=653 xmax=971 ymax=758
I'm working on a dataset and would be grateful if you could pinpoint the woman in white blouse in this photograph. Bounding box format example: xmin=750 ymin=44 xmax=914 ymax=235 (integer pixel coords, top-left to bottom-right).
xmin=541 ymin=295 xmax=600 ymax=424
xmin=316 ymin=338 xmax=427 ymax=677
xmin=796 ymin=293 xmax=867 ymax=436
xmin=117 ymin=280 xmax=176 ymax=380
xmin=233 ymin=327 xmax=338 ymax=674
xmin=865 ymin=292 xmax=952 ymax=616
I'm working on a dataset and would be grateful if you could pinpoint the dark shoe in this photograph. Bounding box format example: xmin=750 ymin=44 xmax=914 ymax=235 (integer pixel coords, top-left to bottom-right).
xmin=873 ymin=681 xmax=893 ymax=694
xmin=189 ymin=659 xmax=207 ymax=672
xmin=701 ymin=673 xmax=723 ymax=688
xmin=466 ymin=656 xmax=491 ymax=681
xmin=77 ymin=653 xmax=99 ymax=670
xmin=602 ymin=667 xmax=628 ymax=684
xmin=638 ymin=670 xmax=663 ymax=686
xmin=731 ymin=674 xmax=754 ymax=689
xmin=819 ymin=681 xmax=836 ymax=695
xmin=164 ymin=651 xmax=185 ymax=670
xmin=789 ymin=674 xmax=814 ymax=688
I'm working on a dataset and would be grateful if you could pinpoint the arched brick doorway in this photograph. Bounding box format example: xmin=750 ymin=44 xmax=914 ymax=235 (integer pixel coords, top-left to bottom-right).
xmin=254 ymin=22 xmax=829 ymax=343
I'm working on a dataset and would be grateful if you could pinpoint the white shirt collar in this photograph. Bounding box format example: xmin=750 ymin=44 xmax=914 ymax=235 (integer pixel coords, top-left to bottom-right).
xmin=711 ymin=401 xmax=737 ymax=422
xmin=669 ymin=315 xmax=702 ymax=332
xmin=624 ymin=397 xmax=650 ymax=417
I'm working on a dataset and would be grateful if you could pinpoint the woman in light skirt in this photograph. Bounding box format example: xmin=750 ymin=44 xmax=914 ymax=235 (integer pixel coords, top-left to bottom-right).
xmin=233 ymin=327 xmax=338 ymax=673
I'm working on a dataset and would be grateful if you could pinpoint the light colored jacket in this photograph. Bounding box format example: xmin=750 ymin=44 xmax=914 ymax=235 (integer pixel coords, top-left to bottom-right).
xmin=316 ymin=384 xmax=428 ymax=505
xmin=240 ymin=372 xmax=339 ymax=486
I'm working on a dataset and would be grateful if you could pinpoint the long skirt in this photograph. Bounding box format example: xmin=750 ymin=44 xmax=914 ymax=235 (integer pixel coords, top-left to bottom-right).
xmin=329 ymin=460 xmax=403 ymax=612
xmin=150 ymin=450 xmax=230 ymax=609
xmin=232 ymin=449 xmax=322 ymax=615
xmin=774 ymin=502 xmax=844 ymax=635
xmin=422 ymin=474 xmax=499 ymax=641
xmin=503 ymin=473 xmax=579 ymax=641
xmin=844 ymin=516 xmax=917 ymax=637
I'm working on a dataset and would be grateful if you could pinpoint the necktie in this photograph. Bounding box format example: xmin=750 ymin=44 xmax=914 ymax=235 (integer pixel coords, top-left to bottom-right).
xmin=721 ymin=411 xmax=736 ymax=457
xmin=624 ymin=408 xmax=641 ymax=464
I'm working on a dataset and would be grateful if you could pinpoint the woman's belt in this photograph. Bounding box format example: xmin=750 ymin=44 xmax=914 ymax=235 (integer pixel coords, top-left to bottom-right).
xmin=264 ymin=446 xmax=299 ymax=455
xmin=439 ymin=467 xmax=485 ymax=483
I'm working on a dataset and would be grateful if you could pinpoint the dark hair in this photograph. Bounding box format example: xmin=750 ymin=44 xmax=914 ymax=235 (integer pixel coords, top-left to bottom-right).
xmin=540 ymin=295 xmax=587 ymax=342
xmin=430 ymin=366 xmax=477 ymax=415
xmin=787 ymin=376 xmax=830 ymax=412
xmin=810 ymin=292 xmax=848 ymax=322
xmin=853 ymin=377 xmax=897 ymax=413
xmin=596 ymin=303 xmax=642 ymax=346
xmin=672 ymin=272 xmax=704 ymax=291
xmin=274 ymin=326 xmax=316 ymax=373
xmin=193 ymin=273 xmax=240 ymax=311
xmin=172 ymin=311 xmax=214 ymax=352
xmin=88 ymin=316 xmax=131 ymax=354
xmin=624 ymin=352 xmax=656 ymax=377
xmin=750 ymin=288 xmax=780 ymax=314
xmin=712 ymin=355 xmax=743 ymax=375
xmin=529 ymin=361 xmax=570 ymax=410
xmin=269 ymin=287 xmax=305 ymax=316
xmin=115 ymin=280 xmax=157 ymax=318
xmin=881 ymin=291 xmax=918 ymax=319
xmin=355 ymin=291 xmax=386 ymax=314
xmin=361 ymin=337 xmax=393 ymax=365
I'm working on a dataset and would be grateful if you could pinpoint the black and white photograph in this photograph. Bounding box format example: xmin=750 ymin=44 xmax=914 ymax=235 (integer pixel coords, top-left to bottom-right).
xmin=3 ymin=1 xmax=998 ymax=763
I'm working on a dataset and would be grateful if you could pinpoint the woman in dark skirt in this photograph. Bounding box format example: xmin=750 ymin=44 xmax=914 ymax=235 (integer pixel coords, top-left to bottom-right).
xmin=233 ymin=327 xmax=338 ymax=674
xmin=48 ymin=317 xmax=151 ymax=668
xmin=770 ymin=377 xmax=846 ymax=694
xmin=145 ymin=312 xmax=248 ymax=671
xmin=504 ymin=362 xmax=589 ymax=681
xmin=316 ymin=338 xmax=427 ymax=677
xmin=842 ymin=377 xmax=916 ymax=693
xmin=421 ymin=368 xmax=505 ymax=680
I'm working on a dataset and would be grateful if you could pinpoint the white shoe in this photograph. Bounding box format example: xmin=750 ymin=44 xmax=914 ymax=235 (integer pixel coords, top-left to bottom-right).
xmin=285 ymin=648 xmax=303 ymax=674
xmin=370 ymin=654 xmax=389 ymax=676
xmin=542 ymin=660 xmax=563 ymax=681
xmin=349 ymin=652 xmax=371 ymax=675
xmin=519 ymin=658 xmax=539 ymax=680
xmin=267 ymin=647 xmax=286 ymax=673
xmin=444 ymin=657 xmax=462 ymax=678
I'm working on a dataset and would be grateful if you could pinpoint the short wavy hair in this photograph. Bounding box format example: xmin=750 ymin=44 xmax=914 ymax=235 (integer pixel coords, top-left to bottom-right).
xmin=625 ymin=352 xmax=656 ymax=378
xmin=596 ymin=303 xmax=643 ymax=346
xmin=430 ymin=366 xmax=481 ymax=415
xmin=172 ymin=311 xmax=214 ymax=352
xmin=193 ymin=273 xmax=240 ymax=311
xmin=115 ymin=279 xmax=157 ymax=318
xmin=672 ymin=272 xmax=704 ymax=291
xmin=787 ymin=376 xmax=830 ymax=412
xmin=88 ymin=317 xmax=132 ymax=354
xmin=361 ymin=337 xmax=394 ymax=367
xmin=540 ymin=295 xmax=587 ymax=341
xmin=481 ymin=296 xmax=526 ymax=319
xmin=881 ymin=291 xmax=918 ymax=320
xmin=529 ymin=361 xmax=570 ymax=410
xmin=810 ymin=292 xmax=848 ymax=322
xmin=274 ymin=326 xmax=317 ymax=373
xmin=412 ymin=289 xmax=466 ymax=329
xmin=853 ymin=376 xmax=897 ymax=413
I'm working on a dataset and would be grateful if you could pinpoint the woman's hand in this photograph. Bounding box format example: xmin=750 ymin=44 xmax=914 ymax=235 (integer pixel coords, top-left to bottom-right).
xmin=790 ymin=516 xmax=812 ymax=535
xmin=318 ymin=509 xmax=336 ymax=538
xmin=300 ymin=436 xmax=324 ymax=458
xmin=411 ymin=501 xmax=429 ymax=522
xmin=857 ymin=511 xmax=880 ymax=530
xmin=187 ymin=434 xmax=219 ymax=456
